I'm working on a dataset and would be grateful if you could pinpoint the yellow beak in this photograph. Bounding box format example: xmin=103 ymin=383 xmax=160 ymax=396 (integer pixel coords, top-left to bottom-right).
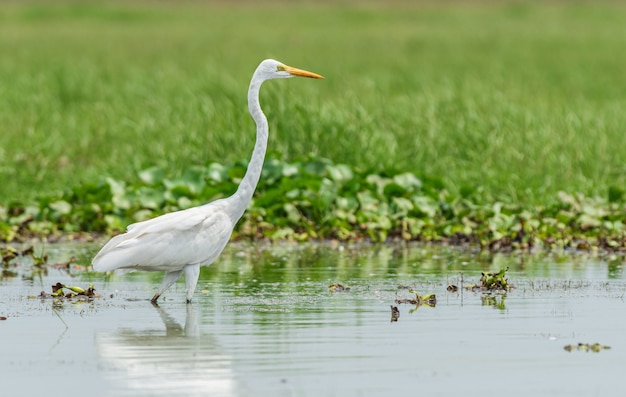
xmin=284 ymin=65 xmax=324 ymax=79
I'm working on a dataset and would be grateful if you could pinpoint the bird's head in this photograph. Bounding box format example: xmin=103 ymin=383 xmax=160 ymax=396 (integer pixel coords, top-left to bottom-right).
xmin=256 ymin=59 xmax=324 ymax=81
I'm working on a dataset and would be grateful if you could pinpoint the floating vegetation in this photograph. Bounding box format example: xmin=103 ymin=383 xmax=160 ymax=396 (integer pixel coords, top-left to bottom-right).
xmin=329 ymin=283 xmax=351 ymax=292
xmin=564 ymin=343 xmax=611 ymax=353
xmin=465 ymin=267 xmax=513 ymax=292
xmin=34 ymin=282 xmax=97 ymax=300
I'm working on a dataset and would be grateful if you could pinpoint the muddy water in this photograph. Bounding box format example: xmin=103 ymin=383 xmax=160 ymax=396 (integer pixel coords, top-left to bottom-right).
xmin=1 ymin=242 xmax=624 ymax=396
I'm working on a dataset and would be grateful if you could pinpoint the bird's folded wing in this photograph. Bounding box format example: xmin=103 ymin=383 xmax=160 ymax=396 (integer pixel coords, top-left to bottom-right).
xmin=93 ymin=203 xmax=232 ymax=272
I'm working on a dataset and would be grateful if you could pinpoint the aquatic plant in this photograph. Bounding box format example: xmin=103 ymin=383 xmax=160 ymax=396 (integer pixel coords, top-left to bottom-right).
xmin=563 ymin=343 xmax=611 ymax=353
xmin=465 ymin=267 xmax=512 ymax=292
xmin=2 ymin=157 xmax=626 ymax=252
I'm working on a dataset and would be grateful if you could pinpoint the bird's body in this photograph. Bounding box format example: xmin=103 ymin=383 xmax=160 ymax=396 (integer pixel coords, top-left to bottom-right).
xmin=92 ymin=59 xmax=323 ymax=303
xmin=93 ymin=200 xmax=234 ymax=274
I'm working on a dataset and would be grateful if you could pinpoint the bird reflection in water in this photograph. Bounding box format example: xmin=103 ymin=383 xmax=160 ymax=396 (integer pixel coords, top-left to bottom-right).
xmin=96 ymin=305 xmax=235 ymax=396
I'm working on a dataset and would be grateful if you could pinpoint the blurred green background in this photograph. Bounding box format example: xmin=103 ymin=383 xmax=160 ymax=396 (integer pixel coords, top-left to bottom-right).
xmin=1 ymin=1 xmax=625 ymax=204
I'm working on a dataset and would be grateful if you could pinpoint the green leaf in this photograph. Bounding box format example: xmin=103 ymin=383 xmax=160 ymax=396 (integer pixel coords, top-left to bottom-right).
xmin=48 ymin=200 xmax=72 ymax=215
xmin=206 ymin=163 xmax=228 ymax=183
xmin=326 ymin=164 xmax=353 ymax=183
xmin=393 ymin=173 xmax=422 ymax=191
xmin=136 ymin=187 xmax=165 ymax=209
xmin=138 ymin=167 xmax=165 ymax=185
xmin=608 ymin=186 xmax=624 ymax=203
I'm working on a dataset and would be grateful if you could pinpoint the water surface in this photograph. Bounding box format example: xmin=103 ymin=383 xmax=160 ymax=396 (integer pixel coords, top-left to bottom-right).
xmin=1 ymin=242 xmax=624 ymax=396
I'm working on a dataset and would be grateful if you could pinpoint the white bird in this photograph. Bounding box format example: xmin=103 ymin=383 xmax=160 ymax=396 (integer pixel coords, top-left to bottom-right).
xmin=92 ymin=59 xmax=323 ymax=303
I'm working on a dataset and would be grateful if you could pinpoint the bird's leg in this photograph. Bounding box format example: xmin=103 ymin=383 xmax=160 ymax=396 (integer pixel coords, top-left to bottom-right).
xmin=183 ymin=264 xmax=201 ymax=304
xmin=151 ymin=269 xmax=183 ymax=303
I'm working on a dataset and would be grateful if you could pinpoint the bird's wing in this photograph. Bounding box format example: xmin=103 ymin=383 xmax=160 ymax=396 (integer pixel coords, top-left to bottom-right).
xmin=92 ymin=201 xmax=234 ymax=272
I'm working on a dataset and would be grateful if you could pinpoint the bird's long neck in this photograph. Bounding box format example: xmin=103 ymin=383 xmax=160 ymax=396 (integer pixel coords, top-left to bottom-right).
xmin=229 ymin=76 xmax=267 ymax=221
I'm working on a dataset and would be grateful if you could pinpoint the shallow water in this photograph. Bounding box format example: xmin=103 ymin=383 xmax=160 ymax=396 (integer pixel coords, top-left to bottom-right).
xmin=1 ymin=242 xmax=624 ymax=396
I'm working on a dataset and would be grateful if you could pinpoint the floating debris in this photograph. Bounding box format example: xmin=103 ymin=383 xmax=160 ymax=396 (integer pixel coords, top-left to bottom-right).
xmin=447 ymin=284 xmax=458 ymax=292
xmin=0 ymin=316 xmax=7 ymax=321
xmin=465 ymin=267 xmax=513 ymax=292
xmin=35 ymin=282 xmax=97 ymax=299
xmin=390 ymin=305 xmax=400 ymax=322
xmin=329 ymin=283 xmax=351 ymax=292
xmin=564 ymin=343 xmax=611 ymax=353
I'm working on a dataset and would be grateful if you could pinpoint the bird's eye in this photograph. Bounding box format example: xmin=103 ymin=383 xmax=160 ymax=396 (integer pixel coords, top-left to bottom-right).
xmin=276 ymin=65 xmax=287 ymax=72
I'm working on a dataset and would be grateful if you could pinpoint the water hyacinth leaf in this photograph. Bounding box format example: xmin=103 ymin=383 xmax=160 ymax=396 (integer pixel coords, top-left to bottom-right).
xmin=206 ymin=163 xmax=228 ymax=183
xmin=326 ymin=164 xmax=353 ymax=183
xmin=261 ymin=158 xmax=285 ymax=183
xmin=558 ymin=191 xmax=578 ymax=209
xmin=317 ymin=178 xmax=338 ymax=206
xmin=180 ymin=167 xmax=208 ymax=194
xmin=392 ymin=173 xmax=422 ymax=191
xmin=365 ymin=174 xmax=391 ymax=196
xmin=166 ymin=184 xmax=194 ymax=200
xmin=383 ymin=183 xmax=407 ymax=197
xmin=391 ymin=197 xmax=414 ymax=214
xmin=581 ymin=203 xmax=607 ymax=218
xmin=357 ymin=191 xmax=379 ymax=211
xmin=177 ymin=196 xmax=194 ymax=210
xmin=283 ymin=203 xmax=301 ymax=223
xmin=578 ymin=214 xmax=601 ymax=228
xmin=48 ymin=200 xmax=72 ymax=215
xmin=333 ymin=208 xmax=355 ymax=222
xmin=302 ymin=158 xmax=330 ymax=175
xmin=136 ymin=187 xmax=165 ymax=209
xmin=104 ymin=214 xmax=126 ymax=231
xmin=281 ymin=163 xmax=299 ymax=178
xmin=106 ymin=177 xmax=126 ymax=197
xmin=285 ymin=189 xmax=301 ymax=199
xmin=103 ymin=177 xmax=130 ymax=210
xmin=138 ymin=166 xmax=166 ymax=185
xmin=130 ymin=209 xmax=154 ymax=222
xmin=336 ymin=196 xmax=359 ymax=211
xmin=412 ymin=196 xmax=439 ymax=218
xmin=272 ymin=227 xmax=296 ymax=239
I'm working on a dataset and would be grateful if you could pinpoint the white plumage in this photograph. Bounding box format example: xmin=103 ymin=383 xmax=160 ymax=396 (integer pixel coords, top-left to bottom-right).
xmin=92 ymin=59 xmax=323 ymax=303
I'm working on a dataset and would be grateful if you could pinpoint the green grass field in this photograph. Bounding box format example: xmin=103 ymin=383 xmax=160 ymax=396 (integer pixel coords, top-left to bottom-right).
xmin=1 ymin=1 xmax=626 ymax=205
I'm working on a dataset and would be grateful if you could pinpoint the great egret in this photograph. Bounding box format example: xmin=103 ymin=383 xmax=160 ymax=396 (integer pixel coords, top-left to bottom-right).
xmin=92 ymin=59 xmax=323 ymax=303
